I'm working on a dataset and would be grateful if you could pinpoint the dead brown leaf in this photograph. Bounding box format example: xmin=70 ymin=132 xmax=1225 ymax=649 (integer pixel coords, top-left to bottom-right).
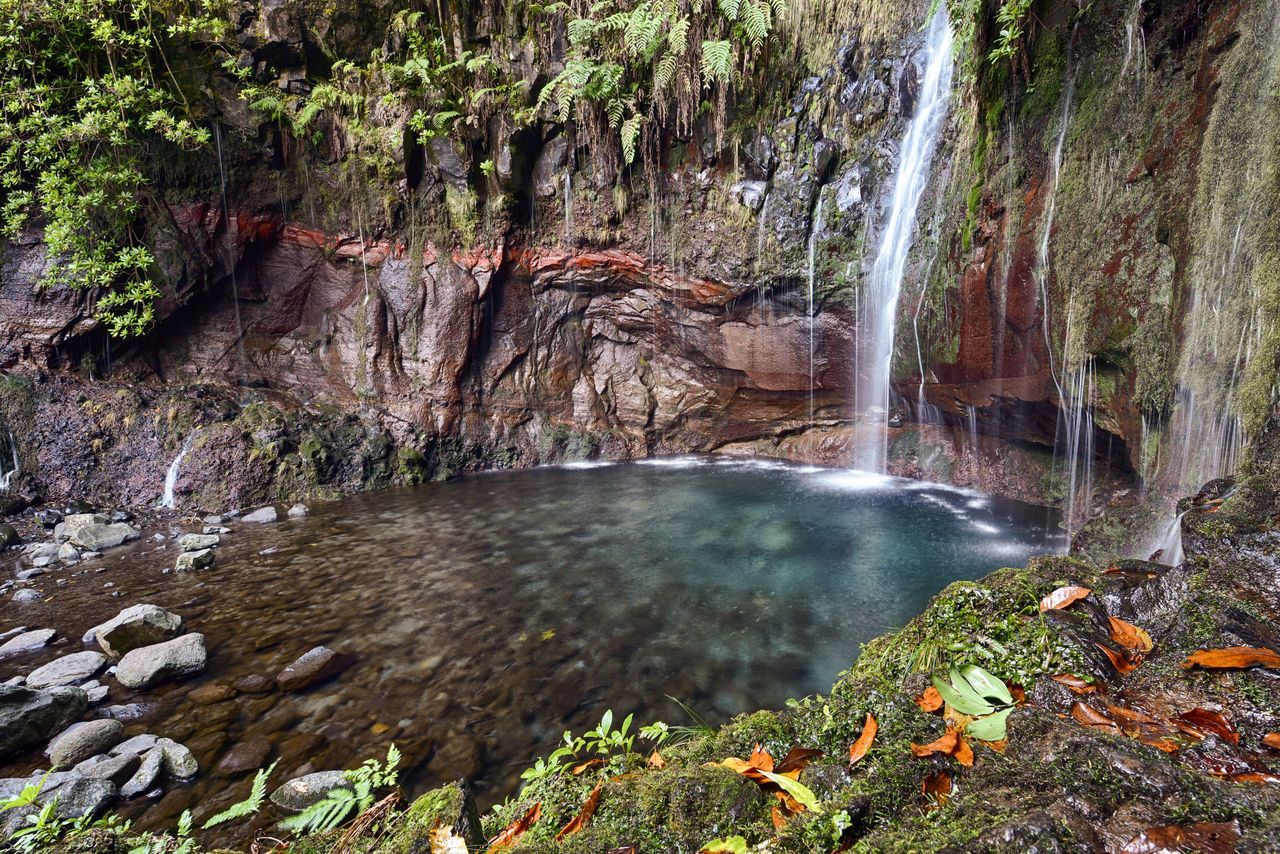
xmin=921 ymin=770 xmax=951 ymax=809
xmin=1263 ymin=733 xmax=1280 ymax=750
xmin=1096 ymin=642 xmax=1143 ymax=675
xmin=428 ymin=825 xmax=469 ymax=854
xmin=1071 ymin=702 xmax=1122 ymax=734
xmin=1052 ymin=673 xmax=1099 ymax=695
xmin=911 ymin=728 xmax=973 ymax=766
xmin=916 ymin=687 xmax=944 ymax=713
xmin=1177 ymin=709 xmax=1239 ymax=744
xmin=1039 ymin=585 xmax=1091 ymax=612
xmin=489 ymin=803 xmax=541 ymax=851
xmin=556 ymin=782 xmax=602 ymax=841
xmin=774 ymin=747 xmax=825 ymax=776
xmin=1181 ymin=647 xmax=1280 ymax=670
xmin=1121 ymin=819 xmax=1240 ymax=854
xmin=848 ymin=713 xmax=877 ymax=764
xmin=1140 ymin=739 xmax=1181 ymax=754
xmin=647 ymin=751 xmax=666 ymax=769
xmin=1108 ymin=616 xmax=1154 ymax=652
xmin=772 ymin=804 xmax=787 ymax=830
xmin=747 ymin=743 xmax=774 ymax=772
xmin=572 ymin=759 xmax=605 ymax=775
xmin=1230 ymin=772 xmax=1280 ymax=784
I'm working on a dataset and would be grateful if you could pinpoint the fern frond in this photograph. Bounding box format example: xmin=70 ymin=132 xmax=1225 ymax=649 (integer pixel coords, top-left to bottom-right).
xmin=718 ymin=0 xmax=743 ymax=21
xmin=668 ymin=17 xmax=690 ymax=55
xmin=700 ymin=40 xmax=733 ymax=81
xmin=741 ymin=0 xmax=768 ymax=48
xmin=621 ymin=114 xmax=644 ymax=164
xmin=203 ymin=762 xmax=279 ymax=829
xmin=655 ymin=54 xmax=678 ymax=91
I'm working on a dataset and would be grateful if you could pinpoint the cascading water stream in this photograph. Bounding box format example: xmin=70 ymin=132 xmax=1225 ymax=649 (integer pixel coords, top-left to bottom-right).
xmin=0 ymin=430 xmax=19 ymax=491
xmin=214 ymin=123 xmax=248 ymax=384
xmin=806 ymin=195 xmax=826 ymax=424
xmin=1152 ymin=509 xmax=1188 ymax=566
xmin=851 ymin=8 xmax=953 ymax=471
xmin=159 ymin=433 xmax=198 ymax=510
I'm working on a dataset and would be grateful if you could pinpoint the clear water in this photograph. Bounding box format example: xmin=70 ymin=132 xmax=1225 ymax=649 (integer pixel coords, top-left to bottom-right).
xmin=2 ymin=458 xmax=1060 ymax=837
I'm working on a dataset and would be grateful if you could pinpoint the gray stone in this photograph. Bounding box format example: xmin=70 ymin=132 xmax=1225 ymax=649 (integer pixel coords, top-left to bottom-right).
xmin=214 ymin=738 xmax=271 ymax=776
xmin=26 ymin=651 xmax=106 ymax=689
xmin=72 ymin=751 xmax=139 ymax=785
xmin=85 ymin=684 xmax=108 ymax=703
xmin=70 ymin=522 xmax=140 ymax=551
xmin=119 ymin=747 xmax=162 ymax=798
xmin=15 ymin=568 xmax=43 ymax=580
xmin=287 ymin=503 xmax=310 ymax=518
xmin=175 ymin=548 xmax=215 ymax=572
xmin=29 ymin=555 xmax=53 ymax=567
xmin=88 ymin=604 xmax=185 ymax=657
xmin=0 ymin=628 xmax=55 ymax=656
xmin=55 ymin=514 xmax=106 ymax=543
xmin=270 ymin=770 xmax=351 ymax=813
xmin=46 ymin=777 xmax=117 ymax=821
xmin=156 ymin=738 xmax=198 ymax=779
xmin=23 ymin=542 xmax=58 ymax=559
xmin=115 ymin=634 xmax=206 ymax=689
xmin=203 ymin=515 xmax=226 ymax=525
xmin=203 ymin=526 xmax=231 ymax=535
xmin=99 ymin=703 xmax=154 ymax=720
xmin=0 ymin=684 xmax=88 ymax=760
xmin=13 ymin=587 xmax=41 ymax=602
xmin=275 ymin=646 xmax=353 ymax=692
xmin=0 ymin=523 xmax=19 ymax=546
xmin=35 ymin=509 xmax=61 ymax=527
xmin=57 ymin=542 xmax=79 ymax=562
xmin=242 ymin=506 xmax=279 ymax=524
xmin=110 ymin=734 xmax=159 ymax=757
xmin=0 ymin=626 xmax=28 ymax=642
xmin=47 ymin=719 xmax=124 ymax=768
xmin=178 ymin=533 xmax=220 ymax=551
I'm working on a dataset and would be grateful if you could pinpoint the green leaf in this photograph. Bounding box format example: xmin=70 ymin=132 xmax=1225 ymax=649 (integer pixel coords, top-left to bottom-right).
xmin=959 ymin=665 xmax=1014 ymax=705
xmin=755 ymin=770 xmax=823 ymax=814
xmin=931 ymin=673 xmax=995 ymax=717
xmin=965 ymin=706 xmax=1015 ymax=741
xmin=699 ymin=836 xmax=749 ymax=854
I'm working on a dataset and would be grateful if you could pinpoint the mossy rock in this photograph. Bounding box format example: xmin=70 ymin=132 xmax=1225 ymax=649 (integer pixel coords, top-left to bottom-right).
xmin=374 ymin=782 xmax=483 ymax=854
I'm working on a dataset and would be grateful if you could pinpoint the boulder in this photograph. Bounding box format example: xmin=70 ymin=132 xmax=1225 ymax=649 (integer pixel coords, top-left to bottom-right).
xmin=178 ymin=533 xmax=220 ymax=551
xmin=175 ymin=548 xmax=215 ymax=572
xmin=72 ymin=751 xmax=139 ymax=785
xmin=242 ymin=506 xmax=279 ymax=524
xmin=0 ymin=628 xmax=55 ymax=656
xmin=12 ymin=589 xmax=41 ymax=602
xmin=115 ymin=634 xmax=207 ymax=689
xmin=87 ymin=604 xmax=185 ymax=657
xmin=0 ymin=523 xmax=19 ymax=546
xmin=47 ymin=719 xmax=125 ymax=769
xmin=270 ymin=771 xmax=351 ymax=812
xmin=46 ymin=777 xmax=117 ymax=822
xmin=57 ymin=542 xmax=79 ymax=562
xmin=119 ymin=747 xmax=162 ymax=798
xmin=0 ymin=684 xmax=88 ymax=760
xmin=54 ymin=513 xmax=105 ymax=542
xmin=26 ymin=651 xmax=106 ymax=689
xmin=35 ymin=509 xmax=61 ymax=527
xmin=275 ymin=646 xmax=354 ymax=692
xmin=156 ymin=738 xmax=198 ymax=779
xmin=70 ymin=522 xmax=140 ymax=551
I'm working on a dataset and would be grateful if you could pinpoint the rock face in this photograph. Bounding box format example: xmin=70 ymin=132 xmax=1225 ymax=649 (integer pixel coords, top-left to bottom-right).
xmin=114 ymin=633 xmax=207 ymax=689
xmin=46 ymin=719 xmax=125 ymax=769
xmin=87 ymin=604 xmax=185 ymax=657
xmin=25 ymin=651 xmax=106 ymax=689
xmin=275 ymin=646 xmax=353 ymax=692
xmin=0 ymin=684 xmax=88 ymax=760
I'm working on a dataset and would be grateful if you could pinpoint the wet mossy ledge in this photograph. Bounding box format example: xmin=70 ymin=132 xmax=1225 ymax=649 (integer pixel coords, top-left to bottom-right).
xmin=28 ymin=419 xmax=1280 ymax=854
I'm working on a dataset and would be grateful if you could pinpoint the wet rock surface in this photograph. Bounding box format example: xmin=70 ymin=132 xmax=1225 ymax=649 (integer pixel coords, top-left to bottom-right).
xmin=115 ymin=634 xmax=207 ymax=689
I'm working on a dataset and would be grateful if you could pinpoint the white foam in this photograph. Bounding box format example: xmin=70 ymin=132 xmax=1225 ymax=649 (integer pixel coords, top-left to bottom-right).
xmin=813 ymin=470 xmax=896 ymax=491
xmin=560 ymin=460 xmax=614 ymax=470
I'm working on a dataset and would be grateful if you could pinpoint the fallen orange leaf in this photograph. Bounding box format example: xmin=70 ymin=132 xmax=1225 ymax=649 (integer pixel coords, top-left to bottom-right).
xmin=953 ymin=736 xmax=974 ymax=768
xmin=774 ymin=747 xmax=824 ymax=776
xmin=921 ymin=770 xmax=951 ymax=808
xmin=429 ymin=824 xmax=469 ymax=854
xmin=1071 ymin=702 xmax=1122 ymax=734
xmin=911 ymin=728 xmax=972 ymax=766
xmin=556 ymin=782 xmax=602 ymax=841
xmin=916 ymin=687 xmax=943 ymax=713
xmin=1108 ymin=616 xmax=1154 ymax=652
xmin=1096 ymin=642 xmax=1142 ymax=675
xmin=489 ymin=803 xmax=541 ymax=850
xmin=1231 ymin=772 xmax=1280 ymax=785
xmin=720 ymin=756 xmax=770 ymax=785
xmin=1052 ymin=673 xmax=1099 ymax=694
xmin=1121 ymin=819 xmax=1240 ymax=853
xmin=1140 ymin=739 xmax=1180 ymax=753
xmin=984 ymin=739 xmax=1007 ymax=753
xmin=1039 ymin=585 xmax=1091 ymax=611
xmin=647 ymin=751 xmax=666 ymax=769
xmin=1176 ymin=709 xmax=1238 ymax=744
xmin=772 ymin=804 xmax=787 ymax=830
xmin=1181 ymin=647 xmax=1280 ymax=670
xmin=849 ymin=713 xmax=877 ymax=764
xmin=747 ymin=743 xmax=775 ymax=772
xmin=1263 ymin=733 xmax=1280 ymax=750
xmin=572 ymin=759 xmax=605 ymax=775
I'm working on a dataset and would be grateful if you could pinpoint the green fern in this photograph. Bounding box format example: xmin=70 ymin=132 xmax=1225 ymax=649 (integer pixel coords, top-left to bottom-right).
xmin=701 ymin=39 xmax=734 ymax=81
xmin=202 ymin=762 xmax=278 ymax=829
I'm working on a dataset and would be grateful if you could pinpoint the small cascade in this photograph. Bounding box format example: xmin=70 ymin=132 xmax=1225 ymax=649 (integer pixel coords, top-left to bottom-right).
xmin=806 ymin=194 xmax=826 ymax=423
xmin=1037 ymin=29 xmax=1078 ymax=392
xmin=1120 ymin=0 xmax=1146 ymax=83
xmin=1150 ymin=510 xmax=1187 ymax=566
xmin=214 ymin=122 xmax=248 ymax=382
xmin=0 ymin=430 xmax=19 ymax=491
xmin=851 ymin=8 xmax=953 ymax=471
xmin=964 ymin=404 xmax=979 ymax=461
xmin=1059 ymin=359 xmax=1097 ymax=535
xmin=563 ymin=172 xmax=573 ymax=244
xmin=159 ymin=433 xmax=198 ymax=510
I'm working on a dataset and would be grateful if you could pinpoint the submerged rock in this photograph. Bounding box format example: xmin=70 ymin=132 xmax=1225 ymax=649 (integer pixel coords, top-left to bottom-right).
xmin=0 ymin=628 xmax=55 ymax=656
xmin=46 ymin=719 xmax=124 ymax=769
xmin=25 ymin=651 xmax=106 ymax=689
xmin=0 ymin=684 xmax=87 ymax=760
xmin=275 ymin=646 xmax=353 ymax=692
xmin=214 ymin=738 xmax=271 ymax=776
xmin=115 ymin=634 xmax=207 ymax=689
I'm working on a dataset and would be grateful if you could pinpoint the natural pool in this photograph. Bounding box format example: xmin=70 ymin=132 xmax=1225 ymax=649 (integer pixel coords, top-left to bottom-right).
xmin=1 ymin=457 xmax=1062 ymax=837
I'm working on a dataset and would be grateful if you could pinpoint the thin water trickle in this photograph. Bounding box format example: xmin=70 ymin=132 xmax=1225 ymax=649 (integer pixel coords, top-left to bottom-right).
xmin=214 ymin=123 xmax=247 ymax=383
xmin=159 ymin=433 xmax=197 ymax=510
xmin=807 ymin=194 xmax=826 ymax=424
xmin=1151 ymin=509 xmax=1187 ymax=566
xmin=0 ymin=430 xmax=18 ymax=491
xmin=851 ymin=8 xmax=953 ymax=471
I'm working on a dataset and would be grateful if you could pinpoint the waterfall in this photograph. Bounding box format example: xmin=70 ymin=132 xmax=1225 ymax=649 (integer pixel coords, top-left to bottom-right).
xmin=1037 ymin=40 xmax=1078 ymax=399
xmin=807 ymin=194 xmax=826 ymax=424
xmin=159 ymin=433 xmax=198 ymax=510
xmin=1059 ymin=359 xmax=1097 ymax=534
xmin=0 ymin=430 xmax=18 ymax=491
xmin=1150 ymin=510 xmax=1187 ymax=566
xmin=214 ymin=122 xmax=247 ymax=382
xmin=851 ymin=8 xmax=954 ymax=471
